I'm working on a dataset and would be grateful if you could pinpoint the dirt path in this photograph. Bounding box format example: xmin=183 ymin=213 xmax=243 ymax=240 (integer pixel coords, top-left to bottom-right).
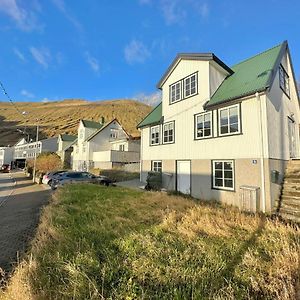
xmin=0 ymin=172 xmax=50 ymax=279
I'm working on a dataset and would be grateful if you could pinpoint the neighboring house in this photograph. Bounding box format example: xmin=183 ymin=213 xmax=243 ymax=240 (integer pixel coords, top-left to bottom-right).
xmin=0 ymin=147 xmax=13 ymax=166
xmin=72 ymin=118 xmax=140 ymax=171
xmin=137 ymin=41 xmax=300 ymax=213
xmin=13 ymin=137 xmax=58 ymax=168
xmin=72 ymin=119 xmax=104 ymax=171
xmin=57 ymin=134 xmax=77 ymax=168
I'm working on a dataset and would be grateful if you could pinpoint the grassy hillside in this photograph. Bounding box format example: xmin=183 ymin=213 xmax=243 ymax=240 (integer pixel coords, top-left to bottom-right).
xmin=0 ymin=99 xmax=151 ymax=146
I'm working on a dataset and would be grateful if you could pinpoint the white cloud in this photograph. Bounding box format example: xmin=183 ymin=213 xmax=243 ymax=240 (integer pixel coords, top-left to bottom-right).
xmin=160 ymin=0 xmax=186 ymax=25
xmin=41 ymin=97 xmax=50 ymax=103
xmin=124 ymin=39 xmax=151 ymax=64
xmin=13 ymin=47 xmax=26 ymax=62
xmin=30 ymin=46 xmax=51 ymax=69
xmin=194 ymin=2 xmax=209 ymax=18
xmin=51 ymin=0 xmax=83 ymax=32
xmin=0 ymin=0 xmax=41 ymax=31
xmin=84 ymin=51 xmax=100 ymax=73
xmin=21 ymin=89 xmax=35 ymax=98
xmin=133 ymin=91 xmax=161 ymax=106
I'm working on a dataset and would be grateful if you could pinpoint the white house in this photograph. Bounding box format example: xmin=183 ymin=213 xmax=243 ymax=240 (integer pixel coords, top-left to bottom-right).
xmin=13 ymin=137 xmax=58 ymax=168
xmin=72 ymin=118 xmax=140 ymax=171
xmin=57 ymin=134 xmax=77 ymax=168
xmin=137 ymin=41 xmax=300 ymax=213
xmin=0 ymin=147 xmax=13 ymax=166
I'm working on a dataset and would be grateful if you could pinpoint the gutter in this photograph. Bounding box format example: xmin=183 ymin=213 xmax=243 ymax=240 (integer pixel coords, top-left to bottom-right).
xmin=256 ymin=92 xmax=266 ymax=213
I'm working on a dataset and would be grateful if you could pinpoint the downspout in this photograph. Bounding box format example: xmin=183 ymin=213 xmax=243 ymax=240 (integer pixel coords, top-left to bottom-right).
xmin=139 ymin=128 xmax=143 ymax=182
xmin=256 ymin=92 xmax=266 ymax=213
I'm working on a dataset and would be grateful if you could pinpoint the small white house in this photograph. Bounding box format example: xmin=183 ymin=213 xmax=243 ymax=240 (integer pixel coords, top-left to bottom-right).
xmin=137 ymin=41 xmax=300 ymax=213
xmin=72 ymin=118 xmax=140 ymax=171
xmin=57 ymin=134 xmax=77 ymax=168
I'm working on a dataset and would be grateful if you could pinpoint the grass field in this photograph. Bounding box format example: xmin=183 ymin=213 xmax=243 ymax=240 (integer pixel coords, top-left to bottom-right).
xmin=1 ymin=185 xmax=299 ymax=300
xmin=0 ymin=99 xmax=151 ymax=146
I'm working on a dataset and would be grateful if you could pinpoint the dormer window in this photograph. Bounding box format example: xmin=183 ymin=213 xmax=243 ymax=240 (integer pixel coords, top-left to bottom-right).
xmin=169 ymin=72 xmax=198 ymax=104
xmin=184 ymin=73 xmax=197 ymax=97
xmin=170 ymin=81 xmax=181 ymax=103
xmin=279 ymin=64 xmax=290 ymax=97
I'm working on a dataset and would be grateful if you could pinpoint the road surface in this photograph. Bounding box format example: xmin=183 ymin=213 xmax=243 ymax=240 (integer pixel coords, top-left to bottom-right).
xmin=0 ymin=172 xmax=49 ymax=279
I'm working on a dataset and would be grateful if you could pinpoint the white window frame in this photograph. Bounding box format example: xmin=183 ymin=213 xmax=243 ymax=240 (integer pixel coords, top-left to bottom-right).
xmin=218 ymin=104 xmax=241 ymax=136
xmin=184 ymin=73 xmax=197 ymax=98
xmin=119 ymin=144 xmax=125 ymax=151
xmin=152 ymin=160 xmax=162 ymax=172
xmin=170 ymin=81 xmax=181 ymax=104
xmin=212 ymin=160 xmax=235 ymax=191
xmin=195 ymin=111 xmax=213 ymax=139
xmin=163 ymin=121 xmax=174 ymax=144
xmin=279 ymin=64 xmax=290 ymax=97
xmin=150 ymin=125 xmax=160 ymax=145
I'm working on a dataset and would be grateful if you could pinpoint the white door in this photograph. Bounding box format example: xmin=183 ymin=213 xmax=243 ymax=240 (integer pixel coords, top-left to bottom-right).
xmin=288 ymin=118 xmax=296 ymax=158
xmin=176 ymin=160 xmax=191 ymax=194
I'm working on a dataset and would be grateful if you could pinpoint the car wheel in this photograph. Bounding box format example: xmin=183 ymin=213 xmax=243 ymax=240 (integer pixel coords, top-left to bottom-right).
xmin=48 ymin=179 xmax=52 ymax=186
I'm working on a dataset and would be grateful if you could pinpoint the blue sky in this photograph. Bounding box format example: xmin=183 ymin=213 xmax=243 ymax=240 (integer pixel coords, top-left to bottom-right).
xmin=0 ymin=0 xmax=299 ymax=105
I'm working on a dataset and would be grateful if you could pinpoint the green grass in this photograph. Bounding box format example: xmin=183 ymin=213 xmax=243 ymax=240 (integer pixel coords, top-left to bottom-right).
xmin=2 ymin=184 xmax=299 ymax=300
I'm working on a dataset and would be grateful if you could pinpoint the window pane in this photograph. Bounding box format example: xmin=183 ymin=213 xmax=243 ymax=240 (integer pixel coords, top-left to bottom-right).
xmin=221 ymin=126 xmax=228 ymax=134
xmin=215 ymin=170 xmax=223 ymax=178
xmin=224 ymin=162 xmax=232 ymax=170
xmin=225 ymin=179 xmax=233 ymax=188
xmin=224 ymin=170 xmax=232 ymax=179
xmin=215 ymin=178 xmax=223 ymax=187
xmin=230 ymin=123 xmax=239 ymax=133
xmin=214 ymin=162 xmax=223 ymax=169
xmin=204 ymin=129 xmax=211 ymax=136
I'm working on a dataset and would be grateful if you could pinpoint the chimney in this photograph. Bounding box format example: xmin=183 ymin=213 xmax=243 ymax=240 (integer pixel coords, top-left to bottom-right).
xmin=100 ymin=116 xmax=105 ymax=125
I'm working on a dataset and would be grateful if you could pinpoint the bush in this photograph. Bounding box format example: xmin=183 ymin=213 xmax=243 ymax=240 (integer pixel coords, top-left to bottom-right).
xmin=26 ymin=152 xmax=62 ymax=175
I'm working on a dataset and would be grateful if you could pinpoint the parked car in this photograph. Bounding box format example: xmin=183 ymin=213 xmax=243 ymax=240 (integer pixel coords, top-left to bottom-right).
xmin=42 ymin=170 xmax=66 ymax=185
xmin=51 ymin=171 xmax=112 ymax=190
xmin=0 ymin=164 xmax=11 ymax=173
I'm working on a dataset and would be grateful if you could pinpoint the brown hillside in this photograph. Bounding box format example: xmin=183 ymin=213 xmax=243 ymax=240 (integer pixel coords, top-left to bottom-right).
xmin=0 ymin=99 xmax=151 ymax=146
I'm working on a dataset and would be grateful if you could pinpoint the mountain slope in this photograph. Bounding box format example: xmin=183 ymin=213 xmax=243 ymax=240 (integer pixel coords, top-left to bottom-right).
xmin=0 ymin=99 xmax=151 ymax=146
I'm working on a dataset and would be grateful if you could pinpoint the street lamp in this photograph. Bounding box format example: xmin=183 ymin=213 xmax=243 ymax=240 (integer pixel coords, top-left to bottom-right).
xmin=32 ymin=120 xmax=39 ymax=183
xmin=16 ymin=128 xmax=30 ymax=142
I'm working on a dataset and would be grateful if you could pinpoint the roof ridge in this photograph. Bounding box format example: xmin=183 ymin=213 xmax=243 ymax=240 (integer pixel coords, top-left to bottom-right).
xmin=231 ymin=41 xmax=285 ymax=68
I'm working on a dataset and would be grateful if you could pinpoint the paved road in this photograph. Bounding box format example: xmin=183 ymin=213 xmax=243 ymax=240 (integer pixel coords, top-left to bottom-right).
xmin=0 ymin=172 xmax=50 ymax=279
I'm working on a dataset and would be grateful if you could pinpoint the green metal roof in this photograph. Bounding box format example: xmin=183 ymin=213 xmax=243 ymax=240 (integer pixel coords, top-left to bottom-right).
xmin=60 ymin=134 xmax=77 ymax=142
xmin=137 ymin=42 xmax=287 ymax=127
xmin=81 ymin=119 xmax=103 ymax=129
xmin=206 ymin=42 xmax=285 ymax=107
xmin=137 ymin=103 xmax=162 ymax=128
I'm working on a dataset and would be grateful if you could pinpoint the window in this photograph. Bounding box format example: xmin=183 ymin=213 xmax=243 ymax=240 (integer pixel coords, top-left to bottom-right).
xmin=170 ymin=81 xmax=181 ymax=103
xmin=119 ymin=144 xmax=125 ymax=151
xmin=184 ymin=73 xmax=197 ymax=97
xmin=79 ymin=129 xmax=84 ymax=140
xmin=195 ymin=112 xmax=212 ymax=139
xmin=152 ymin=160 xmax=162 ymax=172
xmin=213 ymin=160 xmax=234 ymax=190
xmin=219 ymin=104 xmax=240 ymax=136
xmin=163 ymin=121 xmax=174 ymax=144
xmin=110 ymin=129 xmax=118 ymax=139
xmin=150 ymin=125 xmax=160 ymax=145
xmin=279 ymin=65 xmax=290 ymax=97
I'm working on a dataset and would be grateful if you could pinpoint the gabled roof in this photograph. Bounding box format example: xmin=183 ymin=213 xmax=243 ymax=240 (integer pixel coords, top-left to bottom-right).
xmin=86 ymin=118 xmax=129 ymax=142
xmin=206 ymin=41 xmax=287 ymax=108
xmin=59 ymin=134 xmax=77 ymax=142
xmin=137 ymin=103 xmax=162 ymax=128
xmin=157 ymin=53 xmax=233 ymax=89
xmin=81 ymin=119 xmax=103 ymax=129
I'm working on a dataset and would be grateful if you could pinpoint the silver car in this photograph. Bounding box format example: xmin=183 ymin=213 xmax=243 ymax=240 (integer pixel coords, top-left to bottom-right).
xmin=51 ymin=171 xmax=112 ymax=190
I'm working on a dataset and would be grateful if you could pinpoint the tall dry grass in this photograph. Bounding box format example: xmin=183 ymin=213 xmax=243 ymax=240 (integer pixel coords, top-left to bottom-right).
xmin=0 ymin=186 xmax=299 ymax=299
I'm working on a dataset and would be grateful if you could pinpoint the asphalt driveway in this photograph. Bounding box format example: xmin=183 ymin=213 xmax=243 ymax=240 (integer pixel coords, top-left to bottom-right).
xmin=0 ymin=172 xmax=50 ymax=280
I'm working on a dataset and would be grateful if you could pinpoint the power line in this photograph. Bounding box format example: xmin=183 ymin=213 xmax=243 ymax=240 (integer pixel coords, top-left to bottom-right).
xmin=0 ymin=80 xmax=26 ymax=117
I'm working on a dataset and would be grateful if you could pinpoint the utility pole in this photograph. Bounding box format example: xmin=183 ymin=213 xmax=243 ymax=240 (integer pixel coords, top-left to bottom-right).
xmin=32 ymin=122 xmax=39 ymax=183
